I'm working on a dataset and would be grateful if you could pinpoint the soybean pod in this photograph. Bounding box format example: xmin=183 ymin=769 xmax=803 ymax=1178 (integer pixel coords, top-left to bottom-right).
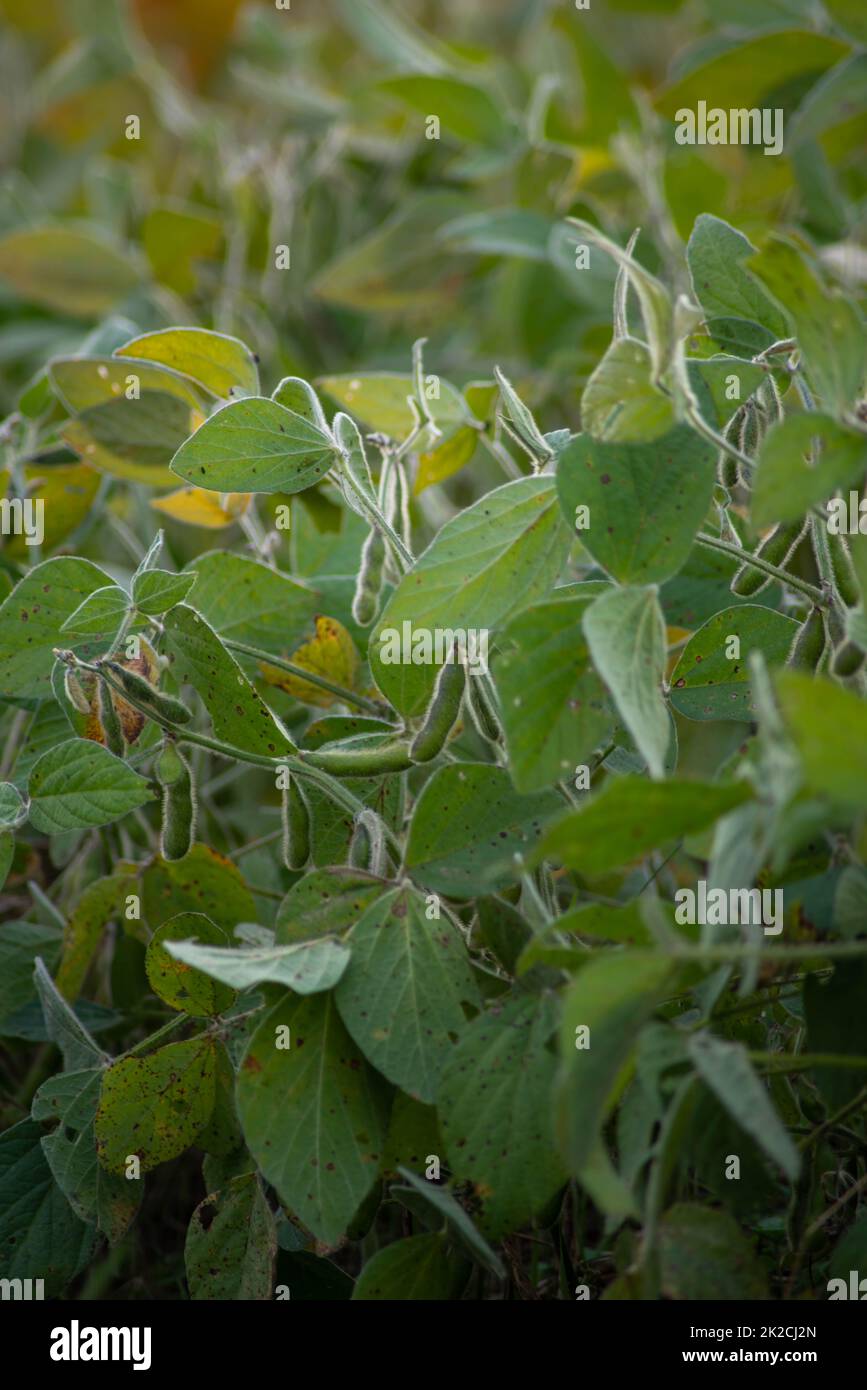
xmin=831 ymin=638 xmax=866 ymax=678
xmin=826 ymin=531 xmax=860 ymax=609
xmin=301 ymin=738 xmax=414 ymax=776
xmin=731 ymin=520 xmax=806 ymax=597
xmin=464 ymin=672 xmax=501 ymax=743
xmin=98 ymin=677 xmax=124 ymax=757
xmin=410 ymin=658 xmax=466 ymax=762
xmin=347 ymin=807 xmax=387 ymax=877
xmin=155 ymin=740 xmax=195 ymax=861
xmin=281 ymin=772 xmax=310 ymax=871
xmin=787 ymin=607 xmax=829 ymax=672
xmin=102 ymin=660 xmax=192 ymax=725
xmin=352 ymin=526 xmax=386 ymax=627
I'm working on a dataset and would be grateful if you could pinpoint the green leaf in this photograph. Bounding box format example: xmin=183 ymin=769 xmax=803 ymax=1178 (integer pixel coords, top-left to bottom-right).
xmin=516 ymin=901 xmax=656 ymax=974
xmin=146 ymin=912 xmax=237 ymax=1017
xmin=583 ymin=586 xmax=670 ymax=779
xmin=0 ymin=781 xmax=27 ymax=829
xmin=670 ymin=605 xmax=798 ymax=722
xmin=567 ymin=220 xmax=674 ymax=382
xmin=659 ymin=1203 xmax=768 ymax=1300
xmin=352 ymin=1233 xmax=469 ymax=1300
xmin=380 ymin=1093 xmax=442 ymax=1178
xmin=179 ymin=551 xmax=317 ymax=656
xmin=164 ymin=933 xmax=350 ymax=995
xmin=185 ymin=1173 xmax=276 ymax=1300
xmin=391 ymin=1166 xmax=505 ymax=1277
xmin=556 ymin=952 xmax=677 ymax=1173
xmin=438 ymin=995 xmax=566 ymax=1238
xmin=686 ymin=1032 xmax=800 ymax=1179
xmin=318 ymin=369 xmax=470 ymax=442
xmin=50 ymin=356 xmax=202 ymax=416
xmin=142 ymin=844 xmax=256 ymax=933
xmin=581 ymin=338 xmax=676 ymax=444
xmin=557 ymin=425 xmax=716 ymax=585
xmin=33 ymin=958 xmax=106 ymax=1070
xmin=312 ymin=193 xmax=466 ymax=313
xmin=334 ymin=885 xmax=479 ymax=1104
xmin=379 ymin=75 xmax=511 ymax=145
xmin=751 ymin=413 xmax=867 ymax=528
xmin=115 ymin=327 xmax=260 ymax=399
xmin=275 ymin=868 xmax=387 ymax=945
xmin=0 ymin=926 xmax=62 ymax=1035
xmin=494 ymin=595 xmax=613 ymax=793
xmin=132 ymin=568 xmax=197 ymax=616
xmin=0 ymin=1119 xmax=95 ymax=1296
xmin=0 ymin=224 xmax=140 ymax=316
xmin=63 ymin=394 xmax=197 ymax=487
xmin=32 ymin=1068 xmax=140 ymax=1243
xmin=747 ymin=236 xmax=867 ymax=416
xmin=687 ymin=215 xmax=787 ymax=339
xmin=0 ymin=833 xmax=12 ymax=894
xmin=59 ymin=584 xmax=130 ymax=638
xmin=95 ymin=1037 xmax=217 ymax=1174
xmin=804 ymin=962 xmax=867 ymax=1108
xmin=28 ymin=739 xmax=154 ymax=833
xmin=236 ymin=992 xmax=390 ymax=1245
xmin=162 ymin=604 xmax=295 ymax=757
xmin=775 ymin=671 xmax=867 ymax=811
xmin=657 ymin=29 xmax=848 ymax=118
xmin=170 ymin=397 xmax=335 ymax=495
xmin=536 ymin=777 xmax=753 ymax=876
xmin=438 ymin=209 xmax=552 ymax=262
xmin=0 ymin=556 xmax=111 ymax=699
xmin=371 ymin=477 xmax=570 ymax=716
xmin=406 ymin=763 xmax=562 ymax=898
xmin=824 ymin=0 xmax=867 ymax=43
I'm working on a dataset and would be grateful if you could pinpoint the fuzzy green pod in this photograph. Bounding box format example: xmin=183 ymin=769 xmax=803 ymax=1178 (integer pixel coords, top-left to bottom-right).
xmin=155 ymin=741 xmax=195 ymax=861
xmin=731 ymin=520 xmax=806 ymax=597
xmin=464 ymin=672 xmax=501 ymax=743
xmin=352 ymin=526 xmax=386 ymax=627
xmin=98 ymin=677 xmax=124 ymax=757
xmin=103 ymin=660 xmax=192 ymax=725
xmin=301 ymin=737 xmax=413 ymax=776
xmin=826 ymin=531 xmax=860 ymax=608
xmin=347 ymin=807 xmax=386 ymax=877
xmin=787 ymin=607 xmax=829 ymax=672
xmin=831 ymin=638 xmax=866 ymax=678
xmin=281 ymin=773 xmax=310 ymax=871
xmin=410 ymin=658 xmax=466 ymax=762
xmin=719 ymin=409 xmax=742 ymax=491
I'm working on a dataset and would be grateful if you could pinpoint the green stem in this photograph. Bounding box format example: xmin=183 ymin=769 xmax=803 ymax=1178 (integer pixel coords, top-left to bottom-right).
xmin=224 ymin=638 xmax=384 ymax=714
xmin=339 ymin=455 xmax=414 ymax=573
xmin=799 ymin=1084 xmax=867 ymax=1153
xmin=750 ymin=1052 xmax=867 ymax=1074
xmin=696 ymin=533 xmax=827 ymax=607
xmin=686 ymin=403 xmax=754 ymax=475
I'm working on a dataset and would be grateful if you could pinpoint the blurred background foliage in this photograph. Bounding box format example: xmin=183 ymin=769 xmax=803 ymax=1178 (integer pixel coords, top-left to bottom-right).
xmin=1 ymin=0 xmax=864 ymax=438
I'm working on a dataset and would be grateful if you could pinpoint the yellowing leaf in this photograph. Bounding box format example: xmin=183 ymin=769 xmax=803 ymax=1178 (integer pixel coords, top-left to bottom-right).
xmin=415 ymin=425 xmax=477 ymax=494
xmin=259 ymin=616 xmax=359 ymax=708
xmin=151 ymin=486 xmax=251 ymax=528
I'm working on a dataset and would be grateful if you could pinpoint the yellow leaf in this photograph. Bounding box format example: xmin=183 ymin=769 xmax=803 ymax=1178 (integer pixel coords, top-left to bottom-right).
xmin=151 ymin=486 xmax=250 ymax=528
xmin=259 ymin=616 xmax=359 ymax=709
xmin=415 ymin=424 xmax=477 ymax=494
